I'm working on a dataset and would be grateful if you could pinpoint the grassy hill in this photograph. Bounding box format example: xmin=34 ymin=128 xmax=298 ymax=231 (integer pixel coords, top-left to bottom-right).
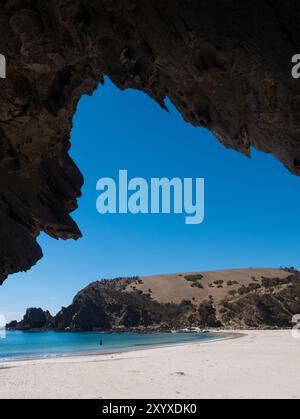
xmin=126 ymin=268 xmax=291 ymax=305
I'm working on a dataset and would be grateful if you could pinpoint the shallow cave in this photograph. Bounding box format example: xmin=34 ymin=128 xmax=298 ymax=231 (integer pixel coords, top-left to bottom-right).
xmin=0 ymin=0 xmax=300 ymax=284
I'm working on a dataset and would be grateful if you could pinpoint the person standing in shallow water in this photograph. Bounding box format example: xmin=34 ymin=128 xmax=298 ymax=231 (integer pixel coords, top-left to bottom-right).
xmin=100 ymin=340 xmax=103 ymax=347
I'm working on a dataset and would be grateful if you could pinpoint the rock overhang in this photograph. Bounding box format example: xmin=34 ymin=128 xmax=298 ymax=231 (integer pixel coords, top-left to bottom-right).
xmin=0 ymin=0 xmax=299 ymax=284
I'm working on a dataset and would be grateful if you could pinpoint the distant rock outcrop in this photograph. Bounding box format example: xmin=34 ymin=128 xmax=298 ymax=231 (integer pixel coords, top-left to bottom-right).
xmin=7 ymin=308 xmax=53 ymax=330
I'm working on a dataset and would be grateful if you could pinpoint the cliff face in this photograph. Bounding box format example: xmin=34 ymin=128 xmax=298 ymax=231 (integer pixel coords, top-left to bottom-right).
xmin=1 ymin=1 xmax=300 ymax=283
xmin=52 ymin=278 xmax=197 ymax=331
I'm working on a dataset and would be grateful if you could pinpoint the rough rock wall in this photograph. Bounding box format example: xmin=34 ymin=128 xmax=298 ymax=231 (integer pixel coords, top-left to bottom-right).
xmin=0 ymin=0 xmax=299 ymax=284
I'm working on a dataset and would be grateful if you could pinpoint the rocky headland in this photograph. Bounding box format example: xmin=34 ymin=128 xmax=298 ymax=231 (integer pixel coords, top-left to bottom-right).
xmin=7 ymin=268 xmax=300 ymax=332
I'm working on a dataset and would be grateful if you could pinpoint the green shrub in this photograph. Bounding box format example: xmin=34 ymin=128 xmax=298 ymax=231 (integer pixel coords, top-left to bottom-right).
xmin=180 ymin=299 xmax=192 ymax=306
xmin=191 ymin=282 xmax=204 ymax=289
xmin=214 ymin=280 xmax=224 ymax=286
xmin=185 ymin=274 xmax=203 ymax=282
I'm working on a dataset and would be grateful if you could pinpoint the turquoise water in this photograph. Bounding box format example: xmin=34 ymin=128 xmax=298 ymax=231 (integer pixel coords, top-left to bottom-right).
xmin=0 ymin=331 xmax=227 ymax=361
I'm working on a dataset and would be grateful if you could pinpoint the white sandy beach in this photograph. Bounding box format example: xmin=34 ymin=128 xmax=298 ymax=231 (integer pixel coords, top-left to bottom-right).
xmin=0 ymin=330 xmax=299 ymax=399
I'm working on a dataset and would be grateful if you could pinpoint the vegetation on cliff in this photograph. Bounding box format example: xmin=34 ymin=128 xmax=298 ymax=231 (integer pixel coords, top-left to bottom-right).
xmin=7 ymin=270 xmax=300 ymax=331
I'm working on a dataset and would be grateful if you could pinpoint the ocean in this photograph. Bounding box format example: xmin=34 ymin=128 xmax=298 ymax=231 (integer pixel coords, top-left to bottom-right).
xmin=0 ymin=331 xmax=227 ymax=361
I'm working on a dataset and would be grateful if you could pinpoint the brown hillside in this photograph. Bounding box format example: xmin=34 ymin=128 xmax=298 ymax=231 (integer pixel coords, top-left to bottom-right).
xmin=126 ymin=269 xmax=291 ymax=305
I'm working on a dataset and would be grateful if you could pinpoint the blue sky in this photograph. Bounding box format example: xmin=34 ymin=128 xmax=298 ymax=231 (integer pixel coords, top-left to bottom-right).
xmin=1 ymin=78 xmax=300 ymax=321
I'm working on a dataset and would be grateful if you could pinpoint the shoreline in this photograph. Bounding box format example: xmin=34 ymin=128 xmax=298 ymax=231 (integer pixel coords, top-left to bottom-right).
xmin=0 ymin=331 xmax=236 ymax=364
xmin=0 ymin=330 xmax=298 ymax=399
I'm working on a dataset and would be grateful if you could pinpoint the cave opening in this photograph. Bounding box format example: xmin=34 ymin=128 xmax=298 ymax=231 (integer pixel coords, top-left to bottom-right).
xmin=1 ymin=77 xmax=300 ymax=322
